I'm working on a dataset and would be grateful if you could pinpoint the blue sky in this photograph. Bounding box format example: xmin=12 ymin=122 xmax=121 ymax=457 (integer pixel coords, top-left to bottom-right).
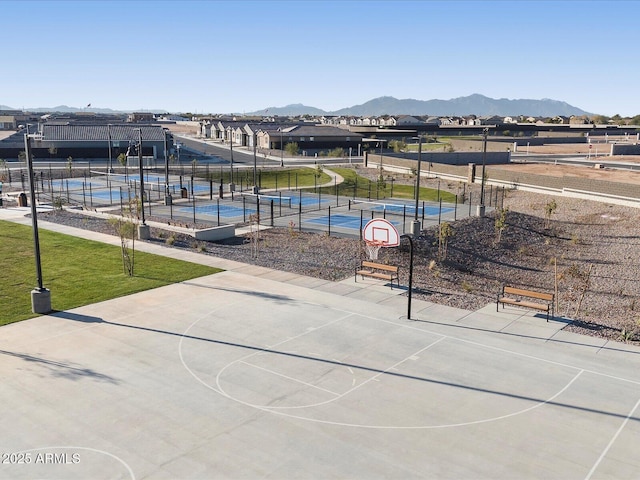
xmin=2 ymin=0 xmax=638 ymax=116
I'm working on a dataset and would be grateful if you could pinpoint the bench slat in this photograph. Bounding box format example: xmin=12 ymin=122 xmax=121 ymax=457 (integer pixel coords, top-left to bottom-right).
xmin=498 ymin=297 xmax=549 ymax=311
xmin=497 ymin=285 xmax=554 ymax=321
xmin=355 ymin=261 xmax=399 ymax=289
xmin=361 ymin=261 xmax=398 ymax=273
xmin=503 ymin=286 xmax=553 ymax=301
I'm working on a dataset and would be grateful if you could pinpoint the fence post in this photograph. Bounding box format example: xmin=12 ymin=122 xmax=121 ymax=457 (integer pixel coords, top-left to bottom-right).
xmin=454 ymin=194 xmax=458 ymax=221
xmin=438 ymin=198 xmax=442 ymax=225
xmin=328 ymin=205 xmax=331 ymax=236
xmin=270 ymin=199 xmax=274 ymax=227
xmin=298 ymin=200 xmax=302 ymax=232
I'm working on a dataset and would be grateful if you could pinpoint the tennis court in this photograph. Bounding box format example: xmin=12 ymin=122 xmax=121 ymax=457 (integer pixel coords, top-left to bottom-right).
xmin=306 ymin=214 xmax=400 ymax=231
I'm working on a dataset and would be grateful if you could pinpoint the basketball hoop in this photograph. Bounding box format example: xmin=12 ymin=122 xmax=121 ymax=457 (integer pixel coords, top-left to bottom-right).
xmin=365 ymin=240 xmax=384 ymax=260
xmin=362 ymin=218 xmax=400 ymax=260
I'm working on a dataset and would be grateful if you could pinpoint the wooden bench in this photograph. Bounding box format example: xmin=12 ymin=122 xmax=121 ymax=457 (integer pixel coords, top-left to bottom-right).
xmin=355 ymin=261 xmax=400 ymax=289
xmin=497 ymin=285 xmax=554 ymax=321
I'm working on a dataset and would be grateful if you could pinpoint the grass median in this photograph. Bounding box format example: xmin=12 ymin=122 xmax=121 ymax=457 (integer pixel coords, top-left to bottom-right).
xmin=1 ymin=220 xmax=222 ymax=325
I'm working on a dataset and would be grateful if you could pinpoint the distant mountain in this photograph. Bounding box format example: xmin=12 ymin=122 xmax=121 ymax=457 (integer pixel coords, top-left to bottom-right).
xmin=250 ymin=94 xmax=591 ymax=117
xmin=0 ymin=104 xmax=167 ymax=114
xmin=252 ymin=103 xmax=327 ymax=116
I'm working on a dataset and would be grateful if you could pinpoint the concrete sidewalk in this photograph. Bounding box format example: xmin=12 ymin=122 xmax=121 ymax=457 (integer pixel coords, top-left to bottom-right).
xmin=2 ymin=206 xmax=640 ymax=480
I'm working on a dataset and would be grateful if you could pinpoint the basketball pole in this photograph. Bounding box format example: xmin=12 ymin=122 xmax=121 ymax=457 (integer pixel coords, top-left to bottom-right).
xmin=401 ymin=234 xmax=414 ymax=320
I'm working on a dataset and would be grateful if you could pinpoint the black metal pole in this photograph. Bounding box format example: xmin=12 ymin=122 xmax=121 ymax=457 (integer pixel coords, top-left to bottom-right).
xmin=24 ymin=135 xmax=45 ymax=291
xmin=480 ymin=127 xmax=488 ymax=213
xmin=401 ymin=234 xmax=414 ymax=320
xmin=138 ymin=129 xmax=146 ymax=225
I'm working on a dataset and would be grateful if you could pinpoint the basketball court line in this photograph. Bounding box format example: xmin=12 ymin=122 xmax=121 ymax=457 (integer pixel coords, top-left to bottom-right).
xmin=4 ymin=446 xmax=135 ymax=480
xmin=585 ymin=397 xmax=640 ymax=480
xmin=177 ymin=298 xmax=640 ymax=436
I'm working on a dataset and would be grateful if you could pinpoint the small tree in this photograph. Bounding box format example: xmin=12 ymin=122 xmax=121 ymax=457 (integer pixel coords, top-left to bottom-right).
xmin=438 ymin=221 xmax=454 ymax=260
xmin=67 ymin=156 xmax=73 ymax=177
xmin=284 ymin=142 xmax=299 ymax=156
xmin=494 ymin=207 xmax=509 ymax=244
xmin=108 ymin=196 xmax=140 ymax=276
xmin=544 ymin=199 xmax=557 ymax=229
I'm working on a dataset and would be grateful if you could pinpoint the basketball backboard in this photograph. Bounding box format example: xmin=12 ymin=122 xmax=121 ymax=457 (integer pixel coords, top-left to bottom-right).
xmin=362 ymin=218 xmax=400 ymax=247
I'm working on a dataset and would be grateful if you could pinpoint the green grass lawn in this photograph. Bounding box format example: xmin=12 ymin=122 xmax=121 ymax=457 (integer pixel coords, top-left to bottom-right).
xmin=207 ymin=167 xmax=331 ymax=190
xmin=325 ymin=167 xmax=457 ymax=203
xmin=0 ymin=220 xmax=221 ymax=325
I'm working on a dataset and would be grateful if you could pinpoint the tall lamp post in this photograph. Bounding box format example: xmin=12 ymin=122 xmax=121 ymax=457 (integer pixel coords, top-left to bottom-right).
xmin=280 ymin=128 xmax=284 ymax=167
xmin=252 ymin=131 xmax=259 ymax=193
xmin=410 ymin=134 xmax=423 ymax=235
xmin=107 ymin=124 xmax=113 ymax=173
xmin=477 ymin=127 xmax=489 ymax=217
xmin=164 ymin=129 xmax=171 ymax=205
xmin=24 ymin=133 xmax=51 ymax=314
xmin=137 ymin=128 xmax=150 ymax=239
xmin=229 ymin=128 xmax=235 ymax=191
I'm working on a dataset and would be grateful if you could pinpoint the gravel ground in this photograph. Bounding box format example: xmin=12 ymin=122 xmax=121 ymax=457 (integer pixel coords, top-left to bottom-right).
xmin=35 ymin=187 xmax=640 ymax=346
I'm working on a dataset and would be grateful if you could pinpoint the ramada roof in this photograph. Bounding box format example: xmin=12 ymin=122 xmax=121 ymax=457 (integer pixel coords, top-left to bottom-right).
xmin=42 ymin=124 xmax=166 ymax=142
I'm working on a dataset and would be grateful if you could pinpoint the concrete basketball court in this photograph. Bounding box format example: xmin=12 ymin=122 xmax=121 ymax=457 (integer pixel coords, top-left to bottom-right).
xmin=2 ymin=211 xmax=640 ymax=479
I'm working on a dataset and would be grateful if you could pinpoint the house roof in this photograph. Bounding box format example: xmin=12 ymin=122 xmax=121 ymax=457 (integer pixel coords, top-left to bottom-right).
xmin=42 ymin=124 xmax=167 ymax=142
xmin=277 ymin=125 xmax=364 ymax=138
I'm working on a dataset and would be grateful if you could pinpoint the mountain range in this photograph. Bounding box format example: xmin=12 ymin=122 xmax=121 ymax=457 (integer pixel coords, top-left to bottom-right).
xmin=1 ymin=94 xmax=592 ymax=117
xmin=250 ymin=94 xmax=591 ymax=117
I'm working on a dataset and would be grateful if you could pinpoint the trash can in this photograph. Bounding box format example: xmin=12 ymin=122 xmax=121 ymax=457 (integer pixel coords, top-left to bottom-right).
xmin=180 ymin=187 xmax=188 ymax=198
xmin=18 ymin=193 xmax=28 ymax=207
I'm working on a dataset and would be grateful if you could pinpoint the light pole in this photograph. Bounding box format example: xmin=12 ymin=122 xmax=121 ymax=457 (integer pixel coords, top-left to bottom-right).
xmin=229 ymin=127 xmax=235 ymax=191
xmin=477 ymin=127 xmax=489 ymax=217
xmin=137 ymin=128 xmax=150 ymax=239
xmin=411 ymin=135 xmax=422 ymax=235
xmin=107 ymin=124 xmax=113 ymax=173
xmin=24 ymin=133 xmax=51 ymax=313
xmin=253 ymin=131 xmax=258 ymax=193
xmin=400 ymin=234 xmax=415 ymax=320
xmin=164 ymin=129 xmax=171 ymax=205
xmin=280 ymin=128 xmax=284 ymax=167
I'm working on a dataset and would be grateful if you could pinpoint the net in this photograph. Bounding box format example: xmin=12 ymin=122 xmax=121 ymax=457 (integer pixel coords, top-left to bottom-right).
xmin=351 ymin=199 xmax=420 ymax=216
xmin=365 ymin=240 xmax=384 ymax=260
xmin=240 ymin=192 xmax=293 ymax=208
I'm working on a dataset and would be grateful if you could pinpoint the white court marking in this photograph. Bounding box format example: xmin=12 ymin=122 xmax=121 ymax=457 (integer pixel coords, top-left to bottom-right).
xmin=177 ymin=300 xmax=640 ymax=432
xmin=5 ymin=446 xmax=135 ymax=480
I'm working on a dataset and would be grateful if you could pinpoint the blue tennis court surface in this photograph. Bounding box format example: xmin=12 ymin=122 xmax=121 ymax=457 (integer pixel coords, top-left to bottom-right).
xmin=369 ymin=204 xmax=454 ymax=216
xmin=307 ymin=215 xmax=400 ymax=230
xmin=179 ymin=204 xmax=255 ymax=218
xmin=90 ymin=189 xmax=135 ymax=201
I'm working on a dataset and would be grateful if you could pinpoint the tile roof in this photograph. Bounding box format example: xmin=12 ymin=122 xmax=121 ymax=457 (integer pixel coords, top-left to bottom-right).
xmin=42 ymin=124 xmax=166 ymax=142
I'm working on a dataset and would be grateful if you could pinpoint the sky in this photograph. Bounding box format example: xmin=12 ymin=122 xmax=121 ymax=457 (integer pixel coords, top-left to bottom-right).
xmin=2 ymin=0 xmax=639 ymax=116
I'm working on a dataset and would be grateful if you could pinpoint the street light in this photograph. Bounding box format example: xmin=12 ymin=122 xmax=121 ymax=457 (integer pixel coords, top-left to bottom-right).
xmin=24 ymin=133 xmax=51 ymax=313
xmin=107 ymin=124 xmax=113 ymax=173
xmin=400 ymin=234 xmax=415 ymax=320
xmin=280 ymin=128 xmax=284 ymax=167
xmin=410 ymin=135 xmax=423 ymax=235
xmin=253 ymin=131 xmax=259 ymax=193
xmin=164 ymin=129 xmax=171 ymax=205
xmin=477 ymin=127 xmax=489 ymax=217
xmin=136 ymin=128 xmax=150 ymax=239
